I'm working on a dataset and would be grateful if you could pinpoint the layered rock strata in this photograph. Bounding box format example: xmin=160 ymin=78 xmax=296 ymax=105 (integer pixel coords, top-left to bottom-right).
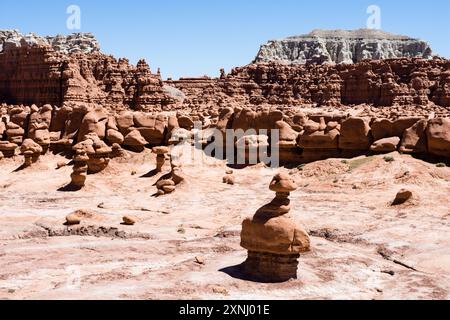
xmin=254 ymin=29 xmax=432 ymax=65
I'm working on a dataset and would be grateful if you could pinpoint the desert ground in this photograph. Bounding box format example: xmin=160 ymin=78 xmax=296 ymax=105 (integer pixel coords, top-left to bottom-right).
xmin=0 ymin=146 xmax=449 ymax=300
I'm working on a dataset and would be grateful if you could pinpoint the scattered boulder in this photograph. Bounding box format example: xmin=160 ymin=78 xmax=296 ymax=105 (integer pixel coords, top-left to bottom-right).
xmin=427 ymin=118 xmax=450 ymax=157
xmin=339 ymin=117 xmax=372 ymax=150
xmin=123 ymin=129 xmax=147 ymax=152
xmin=392 ymin=189 xmax=413 ymax=205
xmin=400 ymin=119 xmax=428 ymax=154
xmin=65 ymin=209 xmax=98 ymax=225
xmin=122 ymin=216 xmax=137 ymax=226
xmin=370 ymin=137 xmax=400 ymax=153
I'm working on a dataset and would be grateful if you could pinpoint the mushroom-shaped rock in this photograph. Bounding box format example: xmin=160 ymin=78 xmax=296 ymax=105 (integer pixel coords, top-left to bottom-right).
xmin=240 ymin=173 xmax=310 ymax=282
xmin=70 ymin=150 xmax=89 ymax=189
xmin=0 ymin=141 xmax=18 ymax=158
xmin=153 ymin=146 xmax=169 ymax=172
xmin=20 ymin=139 xmax=43 ymax=166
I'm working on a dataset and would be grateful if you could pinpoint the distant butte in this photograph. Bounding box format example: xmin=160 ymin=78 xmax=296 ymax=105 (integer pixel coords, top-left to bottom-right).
xmin=254 ymin=28 xmax=433 ymax=65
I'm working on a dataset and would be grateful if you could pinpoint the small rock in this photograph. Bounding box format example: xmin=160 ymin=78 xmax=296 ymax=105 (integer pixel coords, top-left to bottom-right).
xmin=122 ymin=216 xmax=137 ymax=225
xmin=222 ymin=175 xmax=235 ymax=185
xmin=212 ymin=286 xmax=229 ymax=295
xmin=225 ymin=169 xmax=233 ymax=175
xmin=65 ymin=214 xmax=82 ymax=225
xmin=56 ymin=161 xmax=67 ymax=169
xmin=195 ymin=256 xmax=205 ymax=265
xmin=392 ymin=189 xmax=413 ymax=205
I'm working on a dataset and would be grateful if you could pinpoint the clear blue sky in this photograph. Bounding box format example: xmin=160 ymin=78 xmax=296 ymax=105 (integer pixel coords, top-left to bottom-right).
xmin=1 ymin=0 xmax=449 ymax=79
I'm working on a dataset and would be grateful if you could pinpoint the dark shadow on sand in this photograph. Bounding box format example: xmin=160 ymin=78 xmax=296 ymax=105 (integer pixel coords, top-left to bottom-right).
xmin=12 ymin=164 xmax=27 ymax=172
xmin=140 ymin=168 xmax=159 ymax=178
xmin=57 ymin=184 xmax=83 ymax=192
xmin=219 ymin=263 xmax=277 ymax=283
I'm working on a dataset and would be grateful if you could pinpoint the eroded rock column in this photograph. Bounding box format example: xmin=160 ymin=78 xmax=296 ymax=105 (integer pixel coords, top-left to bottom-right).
xmin=240 ymin=173 xmax=310 ymax=282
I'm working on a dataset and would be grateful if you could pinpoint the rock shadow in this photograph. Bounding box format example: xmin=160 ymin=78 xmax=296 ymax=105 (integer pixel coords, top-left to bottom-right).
xmin=219 ymin=263 xmax=279 ymax=283
xmin=12 ymin=163 xmax=27 ymax=172
xmin=140 ymin=168 xmax=159 ymax=178
xmin=57 ymin=184 xmax=83 ymax=192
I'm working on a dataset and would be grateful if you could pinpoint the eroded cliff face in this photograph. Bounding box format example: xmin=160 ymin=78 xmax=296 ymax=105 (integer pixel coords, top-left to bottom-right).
xmin=0 ymin=30 xmax=449 ymax=164
xmin=0 ymin=32 xmax=174 ymax=111
xmin=254 ymin=29 xmax=433 ymax=65
xmin=168 ymin=58 xmax=450 ymax=112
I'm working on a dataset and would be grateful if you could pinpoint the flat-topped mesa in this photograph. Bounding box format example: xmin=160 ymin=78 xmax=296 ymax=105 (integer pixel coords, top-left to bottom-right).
xmin=254 ymin=29 xmax=433 ymax=65
xmin=240 ymin=173 xmax=310 ymax=282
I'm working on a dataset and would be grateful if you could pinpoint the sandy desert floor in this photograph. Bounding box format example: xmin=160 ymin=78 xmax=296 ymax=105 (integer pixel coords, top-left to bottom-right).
xmin=0 ymin=146 xmax=449 ymax=300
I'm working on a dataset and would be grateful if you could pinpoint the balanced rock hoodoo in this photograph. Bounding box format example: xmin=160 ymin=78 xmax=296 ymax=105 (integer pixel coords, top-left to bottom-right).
xmin=20 ymin=139 xmax=43 ymax=167
xmin=240 ymin=173 xmax=310 ymax=282
xmin=70 ymin=150 xmax=89 ymax=189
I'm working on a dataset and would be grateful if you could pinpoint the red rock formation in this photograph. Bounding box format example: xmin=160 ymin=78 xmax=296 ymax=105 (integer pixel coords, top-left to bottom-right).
xmin=0 ymin=41 xmax=175 ymax=111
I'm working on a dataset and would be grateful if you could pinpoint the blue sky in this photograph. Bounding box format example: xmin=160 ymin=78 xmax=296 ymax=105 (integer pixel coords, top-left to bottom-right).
xmin=1 ymin=0 xmax=449 ymax=79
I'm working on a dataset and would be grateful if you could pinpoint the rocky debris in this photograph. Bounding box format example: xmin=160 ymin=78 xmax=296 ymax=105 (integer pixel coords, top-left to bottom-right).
xmin=20 ymin=139 xmax=43 ymax=167
xmin=392 ymin=189 xmax=413 ymax=205
xmin=153 ymin=146 xmax=169 ymax=172
xmin=70 ymin=149 xmax=89 ymax=189
xmin=122 ymin=216 xmax=137 ymax=226
xmin=240 ymin=173 xmax=310 ymax=282
xmin=254 ymin=29 xmax=432 ymax=65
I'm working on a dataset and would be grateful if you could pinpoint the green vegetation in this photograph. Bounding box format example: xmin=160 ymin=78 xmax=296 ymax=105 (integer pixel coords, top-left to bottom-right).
xmin=347 ymin=156 xmax=375 ymax=171
xmin=436 ymin=163 xmax=447 ymax=168
xmin=383 ymin=156 xmax=395 ymax=163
